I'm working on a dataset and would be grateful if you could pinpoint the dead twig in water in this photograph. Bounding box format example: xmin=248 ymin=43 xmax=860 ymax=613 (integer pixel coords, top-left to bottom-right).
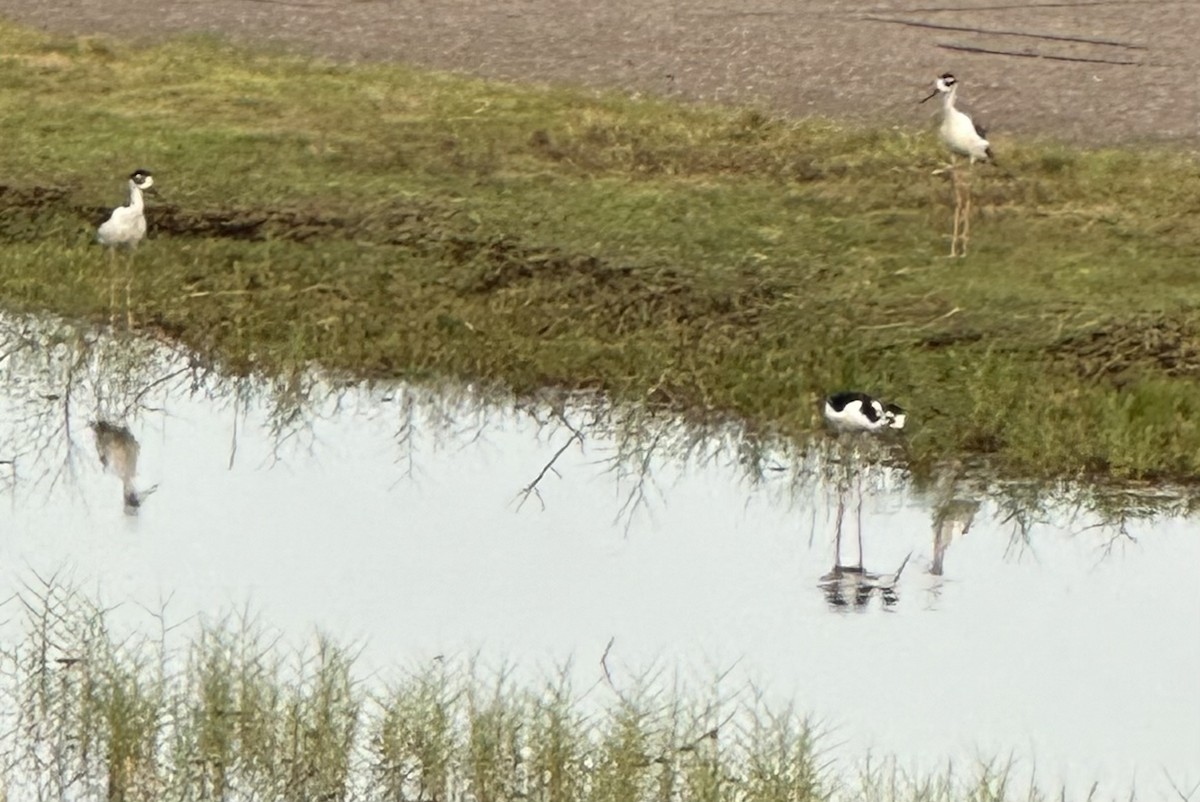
xmin=599 ymin=637 xmax=619 ymax=691
xmin=1163 ymin=771 xmax=1199 ymax=801
xmin=515 ymin=409 xmax=585 ymax=511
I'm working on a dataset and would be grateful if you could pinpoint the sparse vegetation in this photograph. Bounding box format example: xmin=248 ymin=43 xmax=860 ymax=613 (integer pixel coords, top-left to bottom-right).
xmin=1 ymin=22 xmax=1199 ymax=483
xmin=0 ymin=578 xmax=1132 ymax=802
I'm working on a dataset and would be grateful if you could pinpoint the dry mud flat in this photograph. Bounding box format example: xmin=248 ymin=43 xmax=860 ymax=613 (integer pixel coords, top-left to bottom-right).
xmin=1 ymin=0 xmax=1196 ymax=146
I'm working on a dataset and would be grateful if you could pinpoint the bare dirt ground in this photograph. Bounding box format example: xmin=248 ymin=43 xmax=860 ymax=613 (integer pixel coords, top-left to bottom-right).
xmin=0 ymin=0 xmax=1196 ymax=145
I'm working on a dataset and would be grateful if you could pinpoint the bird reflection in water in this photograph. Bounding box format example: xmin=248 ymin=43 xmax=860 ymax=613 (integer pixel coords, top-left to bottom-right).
xmin=931 ymin=498 xmax=980 ymax=577
xmin=818 ymin=492 xmax=912 ymax=611
xmin=921 ymin=497 xmax=981 ymax=607
xmin=91 ymin=420 xmax=155 ymax=513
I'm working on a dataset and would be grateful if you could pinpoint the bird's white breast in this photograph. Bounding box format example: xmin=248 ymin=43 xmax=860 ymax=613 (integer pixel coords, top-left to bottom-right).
xmin=941 ymin=109 xmax=990 ymax=162
xmin=97 ymin=205 xmax=147 ymax=247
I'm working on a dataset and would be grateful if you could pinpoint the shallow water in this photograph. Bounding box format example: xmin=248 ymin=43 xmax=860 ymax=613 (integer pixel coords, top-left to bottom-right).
xmin=0 ymin=315 xmax=1197 ymax=798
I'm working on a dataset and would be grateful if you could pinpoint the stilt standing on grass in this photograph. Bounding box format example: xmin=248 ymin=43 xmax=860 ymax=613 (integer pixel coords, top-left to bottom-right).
xmin=921 ymin=73 xmax=994 ymax=258
xmin=97 ymin=168 xmax=155 ymax=326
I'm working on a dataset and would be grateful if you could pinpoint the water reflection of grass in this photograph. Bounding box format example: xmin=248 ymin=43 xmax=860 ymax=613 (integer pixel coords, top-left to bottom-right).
xmin=1 ymin=23 xmax=1199 ymax=481
xmin=0 ymin=578 xmax=1128 ymax=802
xmin=2 ymin=312 xmax=1195 ymax=525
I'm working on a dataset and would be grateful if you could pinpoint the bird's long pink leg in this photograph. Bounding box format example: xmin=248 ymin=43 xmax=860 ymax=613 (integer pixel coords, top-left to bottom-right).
xmin=961 ymin=164 xmax=973 ymax=258
xmin=125 ymin=247 xmax=136 ymax=328
xmin=950 ymin=165 xmax=963 ymax=257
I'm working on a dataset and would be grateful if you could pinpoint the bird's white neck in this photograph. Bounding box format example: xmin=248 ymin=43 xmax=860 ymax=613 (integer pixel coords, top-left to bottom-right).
xmin=941 ymin=85 xmax=959 ymax=111
xmin=127 ymin=180 xmax=145 ymax=213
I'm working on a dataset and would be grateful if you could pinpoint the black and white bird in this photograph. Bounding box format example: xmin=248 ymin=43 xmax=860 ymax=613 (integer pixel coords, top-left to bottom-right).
xmin=920 ymin=73 xmax=993 ymax=258
xmin=822 ymin=391 xmax=906 ymax=434
xmin=920 ymin=73 xmax=993 ymax=165
xmin=97 ymin=169 xmax=155 ymax=248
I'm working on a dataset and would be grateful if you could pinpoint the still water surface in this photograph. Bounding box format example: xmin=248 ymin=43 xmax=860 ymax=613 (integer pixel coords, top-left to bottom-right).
xmin=0 ymin=316 xmax=1197 ymax=797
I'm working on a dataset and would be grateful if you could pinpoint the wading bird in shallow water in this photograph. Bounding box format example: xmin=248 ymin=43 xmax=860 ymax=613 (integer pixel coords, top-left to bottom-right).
xmin=822 ymin=391 xmax=906 ymax=434
xmin=97 ymin=168 xmax=155 ymax=326
xmin=819 ymin=494 xmax=913 ymax=610
xmin=821 ymin=391 xmax=907 ymax=588
xmin=91 ymin=420 xmax=153 ymax=513
xmin=920 ymin=73 xmax=994 ymax=258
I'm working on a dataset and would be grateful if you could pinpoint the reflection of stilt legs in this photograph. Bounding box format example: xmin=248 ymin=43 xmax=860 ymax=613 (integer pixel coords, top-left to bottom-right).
xmin=854 ymin=470 xmax=865 ymax=570
xmin=107 ymin=249 xmax=118 ymax=327
xmin=834 ymin=489 xmax=845 ymax=545
xmin=831 ymin=454 xmax=865 ymax=571
xmin=821 ymin=465 xmax=910 ymax=609
xmin=833 ymin=445 xmax=865 ymax=565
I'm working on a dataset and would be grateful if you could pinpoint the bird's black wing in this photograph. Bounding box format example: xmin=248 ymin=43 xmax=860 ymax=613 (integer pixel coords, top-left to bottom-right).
xmin=825 ymin=391 xmax=873 ymax=412
xmin=957 ymin=100 xmax=988 ymax=140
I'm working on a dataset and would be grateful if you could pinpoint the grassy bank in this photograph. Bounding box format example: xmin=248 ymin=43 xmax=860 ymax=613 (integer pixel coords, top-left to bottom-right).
xmin=1 ymin=23 xmax=1199 ymax=483
xmin=0 ymin=579 xmax=1109 ymax=802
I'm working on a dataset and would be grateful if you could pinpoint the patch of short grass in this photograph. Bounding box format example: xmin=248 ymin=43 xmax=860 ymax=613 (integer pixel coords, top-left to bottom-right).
xmin=1 ymin=23 xmax=1200 ymax=482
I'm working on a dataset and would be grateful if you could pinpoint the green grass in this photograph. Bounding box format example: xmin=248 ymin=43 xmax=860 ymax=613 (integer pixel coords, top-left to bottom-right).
xmin=1 ymin=22 xmax=1200 ymax=483
xmin=0 ymin=578 xmax=1128 ymax=802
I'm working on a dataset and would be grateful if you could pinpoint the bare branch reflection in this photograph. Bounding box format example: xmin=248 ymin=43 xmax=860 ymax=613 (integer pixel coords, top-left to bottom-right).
xmin=0 ymin=311 xmax=1194 ymax=553
xmin=515 ymin=406 xmax=586 ymax=513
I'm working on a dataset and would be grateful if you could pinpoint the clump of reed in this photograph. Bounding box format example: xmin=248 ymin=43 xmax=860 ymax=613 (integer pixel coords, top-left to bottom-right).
xmin=0 ymin=576 xmax=1125 ymax=802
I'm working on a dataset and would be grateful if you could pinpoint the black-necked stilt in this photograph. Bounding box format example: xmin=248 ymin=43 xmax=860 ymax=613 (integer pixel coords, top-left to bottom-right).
xmin=921 ymin=74 xmax=993 ymax=165
xmin=920 ymin=73 xmax=993 ymax=258
xmin=97 ymin=169 xmax=155 ymax=327
xmin=97 ymin=169 xmax=154 ymax=248
xmin=822 ymin=391 xmax=906 ymax=434
xmin=820 ymin=392 xmax=908 ymax=609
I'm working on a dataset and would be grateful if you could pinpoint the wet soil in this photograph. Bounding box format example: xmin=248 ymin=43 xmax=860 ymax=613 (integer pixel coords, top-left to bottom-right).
xmin=0 ymin=0 xmax=1196 ymax=147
